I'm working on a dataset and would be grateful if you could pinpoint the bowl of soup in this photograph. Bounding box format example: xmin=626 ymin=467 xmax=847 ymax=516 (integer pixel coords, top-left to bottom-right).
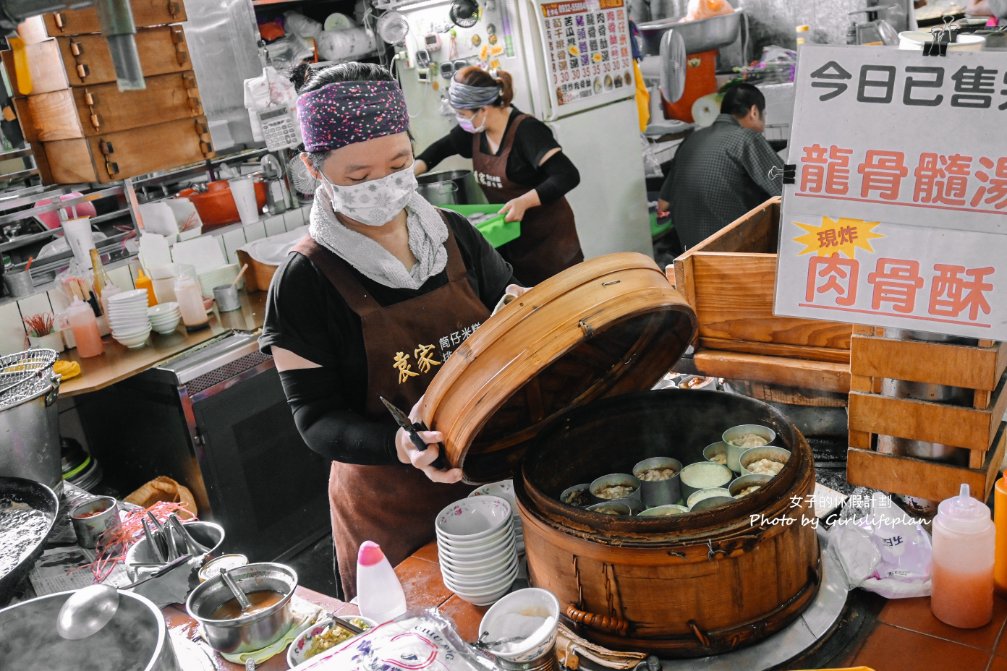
xmin=185 ymin=562 xmax=298 ymax=654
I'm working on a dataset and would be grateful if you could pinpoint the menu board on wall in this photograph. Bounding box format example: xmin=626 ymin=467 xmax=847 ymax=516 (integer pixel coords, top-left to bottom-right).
xmin=774 ymin=45 xmax=1007 ymax=340
xmin=540 ymin=0 xmax=635 ymax=106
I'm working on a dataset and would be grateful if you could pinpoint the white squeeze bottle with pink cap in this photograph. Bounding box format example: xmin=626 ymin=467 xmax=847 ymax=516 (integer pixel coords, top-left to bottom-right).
xmin=356 ymin=541 xmax=407 ymax=622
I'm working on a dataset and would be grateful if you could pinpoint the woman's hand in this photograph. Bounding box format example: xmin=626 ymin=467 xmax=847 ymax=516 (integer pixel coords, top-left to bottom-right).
xmin=413 ymin=159 xmax=429 ymax=177
xmin=500 ymin=191 xmax=540 ymax=223
xmin=395 ymin=396 xmax=463 ymax=484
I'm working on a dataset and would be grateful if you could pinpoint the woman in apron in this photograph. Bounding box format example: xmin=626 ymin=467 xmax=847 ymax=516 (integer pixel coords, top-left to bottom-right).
xmin=259 ymin=62 xmax=516 ymax=600
xmin=415 ymin=66 xmax=584 ymax=286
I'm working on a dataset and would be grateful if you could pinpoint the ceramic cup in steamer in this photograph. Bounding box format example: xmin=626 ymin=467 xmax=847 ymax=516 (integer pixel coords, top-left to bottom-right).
xmin=739 ymin=446 xmax=792 ymax=477
xmin=632 ymin=457 xmax=683 ymax=507
xmin=69 ymin=496 xmax=120 ymax=549
xmin=679 ymin=462 xmax=733 ymax=501
xmin=729 ymin=473 xmax=773 ymax=498
xmin=637 ymin=504 xmax=689 ymax=517
xmin=589 ymin=473 xmax=643 ymax=513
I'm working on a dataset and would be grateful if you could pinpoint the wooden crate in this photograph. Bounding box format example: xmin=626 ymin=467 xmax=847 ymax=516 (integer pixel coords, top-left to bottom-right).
xmin=846 ymin=327 xmax=1007 ymax=500
xmin=2 ymin=26 xmax=188 ymax=94
xmin=672 ymin=197 xmax=852 ymax=363
xmin=35 ymin=115 xmax=213 ymax=184
xmin=44 ymin=0 xmax=187 ymax=36
xmin=13 ymin=71 xmax=202 ymax=141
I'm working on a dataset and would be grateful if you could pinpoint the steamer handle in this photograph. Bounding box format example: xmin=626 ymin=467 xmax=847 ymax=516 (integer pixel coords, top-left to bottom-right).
xmin=687 ymin=620 xmax=711 ymax=648
xmin=565 ymin=604 xmax=629 ymax=636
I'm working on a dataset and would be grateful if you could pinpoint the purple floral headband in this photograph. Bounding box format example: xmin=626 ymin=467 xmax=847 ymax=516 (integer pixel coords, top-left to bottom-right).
xmin=296 ymin=80 xmax=410 ymax=153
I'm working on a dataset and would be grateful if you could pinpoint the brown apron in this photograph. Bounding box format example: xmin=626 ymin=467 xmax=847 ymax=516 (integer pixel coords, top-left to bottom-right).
xmin=472 ymin=113 xmax=584 ymax=286
xmin=292 ymin=224 xmax=487 ymax=600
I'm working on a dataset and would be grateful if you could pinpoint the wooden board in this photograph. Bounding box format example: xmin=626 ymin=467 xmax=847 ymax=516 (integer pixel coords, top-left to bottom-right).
xmin=58 ymin=27 xmax=189 ymax=86
xmin=673 ymin=196 xmax=852 ymax=366
xmin=847 ymin=423 xmax=1007 ymax=502
xmin=45 ymin=0 xmax=187 ymax=35
xmin=692 ymin=350 xmax=850 ymax=393
xmin=848 ymin=371 xmax=1007 ymax=452
xmin=14 ymin=71 xmax=202 ymax=141
xmin=37 ymin=115 xmax=213 ymax=184
xmin=851 ymin=335 xmax=1007 ymax=392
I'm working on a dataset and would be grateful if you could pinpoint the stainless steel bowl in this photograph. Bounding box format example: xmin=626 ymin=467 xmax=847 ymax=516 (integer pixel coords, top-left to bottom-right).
xmin=678 ymin=462 xmax=733 ymax=501
xmin=559 ymin=483 xmax=593 ymax=508
xmin=632 ymin=457 xmax=682 ymax=507
xmin=0 ymin=588 xmax=178 ymax=670
xmin=589 ymin=473 xmax=643 ymax=513
xmin=186 ymin=562 xmax=298 ymax=654
xmin=728 ymin=473 xmax=773 ymax=498
xmin=586 ymin=501 xmax=633 ymax=516
xmin=125 ymin=520 xmax=225 ymax=580
xmin=739 ymin=446 xmax=792 ymax=477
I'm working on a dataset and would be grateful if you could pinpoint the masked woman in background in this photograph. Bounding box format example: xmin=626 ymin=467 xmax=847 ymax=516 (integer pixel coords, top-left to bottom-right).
xmin=260 ymin=62 xmax=515 ymax=599
xmin=415 ymin=66 xmax=584 ymax=285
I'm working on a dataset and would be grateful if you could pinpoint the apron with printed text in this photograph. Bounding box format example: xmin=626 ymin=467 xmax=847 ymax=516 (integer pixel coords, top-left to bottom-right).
xmin=472 ymin=113 xmax=584 ymax=285
xmin=291 ymin=223 xmax=487 ymax=600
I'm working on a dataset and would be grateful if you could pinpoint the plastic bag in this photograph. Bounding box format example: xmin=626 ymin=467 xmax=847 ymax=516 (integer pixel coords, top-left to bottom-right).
xmin=124 ymin=476 xmax=198 ymax=518
xmin=826 ymin=492 xmax=932 ymax=599
xmin=684 ymin=0 xmax=733 ymax=21
xmin=294 ymin=609 xmax=496 ymax=670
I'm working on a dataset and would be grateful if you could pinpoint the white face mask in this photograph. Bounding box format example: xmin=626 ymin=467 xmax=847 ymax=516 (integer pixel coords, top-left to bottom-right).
xmin=323 ymin=166 xmax=418 ymax=227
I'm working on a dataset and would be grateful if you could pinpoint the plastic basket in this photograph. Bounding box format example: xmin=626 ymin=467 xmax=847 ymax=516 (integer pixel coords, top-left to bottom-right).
xmin=440 ymin=203 xmax=521 ymax=249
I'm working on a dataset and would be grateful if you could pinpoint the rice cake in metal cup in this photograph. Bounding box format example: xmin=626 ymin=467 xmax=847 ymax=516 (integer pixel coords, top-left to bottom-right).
xmin=632 ymin=457 xmax=682 ymax=507
xmin=589 ymin=473 xmax=643 ymax=513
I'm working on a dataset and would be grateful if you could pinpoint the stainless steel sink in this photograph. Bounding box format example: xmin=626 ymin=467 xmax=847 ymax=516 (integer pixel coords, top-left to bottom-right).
xmin=638 ymin=8 xmax=743 ymax=55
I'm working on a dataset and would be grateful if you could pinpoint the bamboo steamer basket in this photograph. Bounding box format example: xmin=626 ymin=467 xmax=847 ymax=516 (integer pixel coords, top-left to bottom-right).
xmin=420 ymin=252 xmax=820 ymax=657
xmin=421 ymin=252 xmax=696 ymax=483
xmin=517 ymin=389 xmax=819 ymax=657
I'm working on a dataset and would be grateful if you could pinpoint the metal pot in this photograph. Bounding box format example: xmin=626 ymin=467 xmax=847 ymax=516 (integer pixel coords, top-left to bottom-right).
xmin=0 ymin=589 xmax=179 ymax=670
xmin=417 ymin=170 xmax=487 ymax=206
xmin=186 ymin=562 xmax=298 ymax=654
xmin=0 ymin=350 xmax=62 ymax=494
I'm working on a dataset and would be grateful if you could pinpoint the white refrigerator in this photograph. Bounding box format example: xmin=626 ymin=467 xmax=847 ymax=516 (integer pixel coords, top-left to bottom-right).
xmin=396 ymin=0 xmax=653 ymax=258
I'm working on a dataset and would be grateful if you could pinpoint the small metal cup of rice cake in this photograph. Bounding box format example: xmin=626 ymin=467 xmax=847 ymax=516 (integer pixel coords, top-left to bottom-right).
xmin=587 ymin=501 xmax=633 ymax=517
xmin=559 ymin=483 xmax=593 ymax=508
xmin=632 ymin=457 xmax=683 ymax=508
xmin=739 ymin=446 xmax=792 ymax=478
xmin=702 ymin=442 xmax=730 ymax=469
xmin=679 ymin=462 xmax=733 ymax=501
xmin=723 ymin=425 xmax=777 ymax=473
xmin=687 ymin=488 xmax=735 ymax=512
xmin=728 ymin=473 xmax=773 ymax=499
xmin=637 ymin=504 xmax=689 ymax=517
xmin=589 ymin=473 xmax=643 ymax=513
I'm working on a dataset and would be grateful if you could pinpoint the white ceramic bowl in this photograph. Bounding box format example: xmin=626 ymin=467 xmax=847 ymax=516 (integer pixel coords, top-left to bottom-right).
xmin=111 ymin=315 xmax=150 ymax=326
xmin=108 ymin=288 xmax=149 ymax=303
xmin=438 ymin=543 xmax=516 ymax=568
xmin=435 ymin=496 xmax=513 ymax=541
xmin=112 ymin=324 xmax=153 ymax=337
xmin=436 ymin=524 xmax=514 ymax=550
xmin=468 ymin=480 xmax=516 ymax=509
xmin=151 ymin=319 xmax=181 ymax=335
xmin=440 ymin=549 xmax=517 ymax=576
xmin=114 ymin=330 xmax=152 ymax=348
xmin=148 ymin=302 xmax=180 ymax=318
xmin=286 ymin=615 xmax=376 ymax=668
xmin=442 ymin=561 xmax=519 ymax=591
xmin=479 ymin=588 xmax=560 ymax=663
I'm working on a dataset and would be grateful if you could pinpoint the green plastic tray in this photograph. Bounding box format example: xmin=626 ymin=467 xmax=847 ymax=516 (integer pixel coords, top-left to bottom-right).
xmin=441 ymin=203 xmax=521 ymax=249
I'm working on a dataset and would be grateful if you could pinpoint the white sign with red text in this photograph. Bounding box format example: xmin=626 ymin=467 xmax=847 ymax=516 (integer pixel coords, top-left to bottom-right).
xmin=775 ymin=45 xmax=1007 ymax=340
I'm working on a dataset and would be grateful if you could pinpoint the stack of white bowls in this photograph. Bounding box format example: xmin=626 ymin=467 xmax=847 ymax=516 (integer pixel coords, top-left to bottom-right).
xmin=147 ymin=302 xmax=182 ymax=335
xmin=436 ymin=495 xmax=519 ymax=606
xmin=468 ymin=479 xmax=524 ymax=555
xmin=106 ymin=289 xmax=152 ymax=348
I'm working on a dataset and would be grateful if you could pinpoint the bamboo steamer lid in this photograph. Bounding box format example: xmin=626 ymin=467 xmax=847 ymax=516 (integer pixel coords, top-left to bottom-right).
xmin=420 ymin=252 xmax=697 ymax=483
